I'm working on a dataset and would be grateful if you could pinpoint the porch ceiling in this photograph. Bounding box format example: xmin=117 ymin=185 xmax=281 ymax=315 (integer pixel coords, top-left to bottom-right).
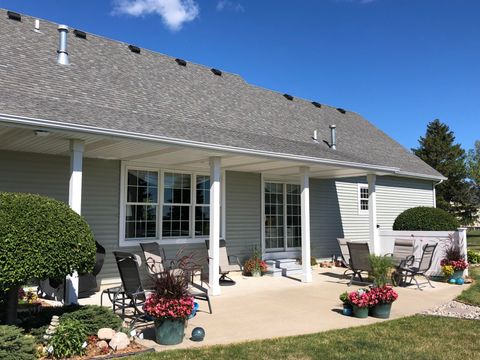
xmin=0 ymin=123 xmax=388 ymax=179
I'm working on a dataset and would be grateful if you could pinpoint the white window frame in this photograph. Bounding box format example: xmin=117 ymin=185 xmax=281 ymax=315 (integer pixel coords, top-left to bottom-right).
xmin=119 ymin=162 xmax=211 ymax=247
xmin=358 ymin=183 xmax=369 ymax=215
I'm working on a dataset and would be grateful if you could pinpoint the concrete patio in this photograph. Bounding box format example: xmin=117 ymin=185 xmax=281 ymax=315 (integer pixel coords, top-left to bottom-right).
xmin=79 ymin=266 xmax=466 ymax=352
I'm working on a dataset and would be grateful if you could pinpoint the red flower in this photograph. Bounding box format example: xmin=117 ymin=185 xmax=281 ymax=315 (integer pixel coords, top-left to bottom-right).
xmin=369 ymin=286 xmax=398 ymax=305
xmin=144 ymin=294 xmax=194 ymax=320
xmin=440 ymin=258 xmax=468 ymax=271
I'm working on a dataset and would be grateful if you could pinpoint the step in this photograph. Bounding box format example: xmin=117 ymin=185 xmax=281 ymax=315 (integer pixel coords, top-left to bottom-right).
xmin=265 ymin=260 xmax=277 ymax=268
xmin=264 ymin=267 xmax=283 ymax=277
xmin=282 ymin=267 xmax=303 ymax=276
xmin=275 ymin=259 xmax=297 ymax=268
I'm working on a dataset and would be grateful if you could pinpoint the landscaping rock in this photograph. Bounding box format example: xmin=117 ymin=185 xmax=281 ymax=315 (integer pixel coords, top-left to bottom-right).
xmin=96 ymin=340 xmax=109 ymax=349
xmin=98 ymin=328 xmax=116 ymax=340
xmin=109 ymin=332 xmax=130 ymax=351
xmin=420 ymin=300 xmax=480 ymax=320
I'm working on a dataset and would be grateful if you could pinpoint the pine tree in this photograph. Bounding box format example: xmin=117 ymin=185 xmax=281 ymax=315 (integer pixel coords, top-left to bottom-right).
xmin=413 ymin=119 xmax=478 ymax=225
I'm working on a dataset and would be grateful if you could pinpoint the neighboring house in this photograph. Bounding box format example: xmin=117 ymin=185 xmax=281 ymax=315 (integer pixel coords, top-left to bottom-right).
xmin=0 ymin=10 xmax=445 ymax=298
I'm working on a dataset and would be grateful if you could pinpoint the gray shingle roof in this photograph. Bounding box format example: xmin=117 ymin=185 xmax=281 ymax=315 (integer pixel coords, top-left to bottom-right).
xmin=0 ymin=10 xmax=443 ymax=179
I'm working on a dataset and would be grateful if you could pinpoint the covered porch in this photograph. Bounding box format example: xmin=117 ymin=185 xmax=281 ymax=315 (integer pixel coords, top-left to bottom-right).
xmin=0 ymin=122 xmax=397 ymax=299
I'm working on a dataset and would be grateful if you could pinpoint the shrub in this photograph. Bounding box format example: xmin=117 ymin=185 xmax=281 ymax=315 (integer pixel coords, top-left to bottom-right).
xmin=393 ymin=206 xmax=459 ymax=231
xmin=467 ymin=249 xmax=480 ymax=265
xmin=0 ymin=192 xmax=96 ymax=324
xmin=49 ymin=318 xmax=88 ymax=359
xmin=0 ymin=325 xmax=36 ymax=360
xmin=60 ymin=305 xmax=122 ymax=336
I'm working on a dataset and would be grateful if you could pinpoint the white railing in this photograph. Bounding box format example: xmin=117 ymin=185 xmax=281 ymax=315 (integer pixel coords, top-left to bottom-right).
xmin=378 ymin=228 xmax=468 ymax=276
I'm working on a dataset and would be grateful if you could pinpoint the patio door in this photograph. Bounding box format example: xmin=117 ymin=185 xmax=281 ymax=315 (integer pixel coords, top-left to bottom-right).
xmin=264 ymin=182 xmax=301 ymax=252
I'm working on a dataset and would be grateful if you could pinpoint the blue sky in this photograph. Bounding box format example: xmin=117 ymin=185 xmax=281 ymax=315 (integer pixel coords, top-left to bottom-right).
xmin=3 ymin=0 xmax=479 ymax=151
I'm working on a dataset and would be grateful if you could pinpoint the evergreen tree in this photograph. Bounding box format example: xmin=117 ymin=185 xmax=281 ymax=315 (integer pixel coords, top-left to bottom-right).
xmin=467 ymin=140 xmax=480 ymax=207
xmin=413 ymin=119 xmax=478 ymax=225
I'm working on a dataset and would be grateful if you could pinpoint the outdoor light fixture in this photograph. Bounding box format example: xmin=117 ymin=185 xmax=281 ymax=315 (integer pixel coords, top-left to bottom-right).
xmin=34 ymin=130 xmax=50 ymax=137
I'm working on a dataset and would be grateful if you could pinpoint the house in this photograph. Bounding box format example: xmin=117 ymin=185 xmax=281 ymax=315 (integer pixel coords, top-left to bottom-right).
xmin=0 ymin=9 xmax=445 ymax=300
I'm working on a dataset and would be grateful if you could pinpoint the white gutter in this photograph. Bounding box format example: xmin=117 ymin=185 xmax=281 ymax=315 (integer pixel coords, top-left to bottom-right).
xmin=0 ymin=113 xmax=403 ymax=174
xmin=394 ymin=170 xmax=447 ymax=182
xmin=432 ymin=179 xmax=445 ymax=208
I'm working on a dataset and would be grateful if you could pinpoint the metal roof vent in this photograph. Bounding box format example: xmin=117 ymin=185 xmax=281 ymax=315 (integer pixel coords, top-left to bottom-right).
xmin=128 ymin=45 xmax=141 ymax=54
xmin=211 ymin=68 xmax=222 ymax=76
xmin=34 ymin=19 xmax=40 ymax=32
xmin=312 ymin=101 xmax=322 ymax=108
xmin=7 ymin=11 xmax=21 ymax=21
xmin=336 ymin=108 xmax=346 ymax=114
xmin=323 ymin=125 xmax=337 ymax=150
xmin=57 ymin=25 xmax=69 ymax=65
xmin=283 ymin=94 xmax=293 ymax=101
xmin=175 ymin=58 xmax=187 ymax=66
xmin=73 ymin=29 xmax=87 ymax=39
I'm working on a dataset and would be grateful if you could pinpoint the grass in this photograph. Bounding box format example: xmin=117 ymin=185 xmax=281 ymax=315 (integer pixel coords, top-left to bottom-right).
xmin=467 ymin=230 xmax=480 ymax=252
xmin=129 ymin=316 xmax=480 ymax=360
xmin=457 ymin=266 xmax=480 ymax=306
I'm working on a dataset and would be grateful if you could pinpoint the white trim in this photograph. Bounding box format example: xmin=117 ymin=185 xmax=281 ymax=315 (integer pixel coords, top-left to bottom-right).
xmin=0 ymin=113 xmax=404 ymax=174
xmin=260 ymin=173 xmax=266 ymax=257
xmin=118 ymin=162 xmax=212 ymax=247
xmin=209 ymin=157 xmax=221 ymax=296
xmin=367 ymin=174 xmax=380 ymax=255
xmin=357 ymin=183 xmax=369 ymax=215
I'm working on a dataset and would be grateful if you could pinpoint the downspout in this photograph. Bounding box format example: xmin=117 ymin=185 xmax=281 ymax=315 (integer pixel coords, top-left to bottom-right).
xmin=433 ymin=179 xmax=444 ymax=208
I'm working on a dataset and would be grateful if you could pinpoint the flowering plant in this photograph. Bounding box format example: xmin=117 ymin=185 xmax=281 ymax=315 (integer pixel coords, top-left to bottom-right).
xmin=441 ymin=264 xmax=454 ymax=278
xmin=348 ymin=289 xmax=370 ymax=308
xmin=143 ymin=248 xmax=198 ymax=320
xmin=440 ymin=258 xmax=468 ymax=271
xmin=244 ymin=246 xmax=268 ymax=274
xmin=368 ymin=286 xmax=398 ymax=305
xmin=144 ymin=295 xmax=194 ymax=320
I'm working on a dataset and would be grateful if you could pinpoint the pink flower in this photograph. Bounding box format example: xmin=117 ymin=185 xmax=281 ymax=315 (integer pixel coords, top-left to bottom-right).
xmin=144 ymin=294 xmax=194 ymax=320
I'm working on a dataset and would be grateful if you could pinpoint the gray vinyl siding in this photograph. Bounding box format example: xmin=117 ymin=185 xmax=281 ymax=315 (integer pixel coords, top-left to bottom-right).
xmin=376 ymin=176 xmax=435 ymax=230
xmin=225 ymin=171 xmax=262 ymax=262
xmin=310 ymin=179 xmax=344 ymax=259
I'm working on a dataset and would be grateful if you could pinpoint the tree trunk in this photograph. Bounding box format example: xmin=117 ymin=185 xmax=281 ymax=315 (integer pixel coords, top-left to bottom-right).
xmin=4 ymin=285 xmax=19 ymax=325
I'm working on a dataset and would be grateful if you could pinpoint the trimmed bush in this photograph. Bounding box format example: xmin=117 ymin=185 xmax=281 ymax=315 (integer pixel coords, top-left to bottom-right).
xmin=60 ymin=305 xmax=122 ymax=336
xmin=393 ymin=207 xmax=459 ymax=231
xmin=467 ymin=249 xmax=480 ymax=264
xmin=49 ymin=318 xmax=88 ymax=359
xmin=0 ymin=325 xmax=36 ymax=360
xmin=0 ymin=192 xmax=96 ymax=323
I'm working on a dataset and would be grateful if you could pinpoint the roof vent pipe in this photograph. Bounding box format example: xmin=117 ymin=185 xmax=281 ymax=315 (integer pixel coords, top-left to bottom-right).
xmin=57 ymin=25 xmax=69 ymax=65
xmin=34 ymin=19 xmax=40 ymax=32
xmin=329 ymin=125 xmax=337 ymax=150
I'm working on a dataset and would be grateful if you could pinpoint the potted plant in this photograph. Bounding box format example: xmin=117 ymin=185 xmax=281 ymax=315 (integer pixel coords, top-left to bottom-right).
xmin=339 ymin=291 xmax=352 ymax=316
xmin=143 ymin=253 xmax=196 ymax=345
xmin=348 ymin=289 xmax=370 ymax=318
xmin=369 ymin=255 xmax=393 ymax=287
xmin=368 ymin=285 xmax=398 ymax=319
xmin=441 ymin=241 xmax=469 ymax=280
xmin=244 ymin=247 xmax=268 ymax=277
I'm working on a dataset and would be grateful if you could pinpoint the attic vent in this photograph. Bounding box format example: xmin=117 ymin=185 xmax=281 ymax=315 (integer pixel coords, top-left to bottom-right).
xmin=311 ymin=101 xmax=322 ymax=108
xmin=283 ymin=94 xmax=293 ymax=101
xmin=175 ymin=58 xmax=187 ymax=66
xmin=128 ymin=45 xmax=141 ymax=54
xmin=7 ymin=11 xmax=21 ymax=21
xmin=73 ymin=29 xmax=87 ymax=39
xmin=336 ymin=108 xmax=346 ymax=114
xmin=211 ymin=68 xmax=222 ymax=76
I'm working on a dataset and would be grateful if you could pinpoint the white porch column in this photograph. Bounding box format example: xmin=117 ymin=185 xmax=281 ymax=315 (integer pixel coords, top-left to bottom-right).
xmin=300 ymin=166 xmax=312 ymax=283
xmin=65 ymin=139 xmax=84 ymax=305
xmin=458 ymin=227 xmax=468 ymax=277
xmin=209 ymin=157 xmax=222 ymax=295
xmin=367 ymin=174 xmax=380 ymax=255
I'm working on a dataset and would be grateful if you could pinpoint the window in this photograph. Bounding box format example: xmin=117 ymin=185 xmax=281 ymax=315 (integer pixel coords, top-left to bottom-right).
xmin=126 ymin=170 xmax=158 ymax=239
xmin=123 ymin=168 xmax=210 ymax=241
xmin=264 ymin=182 xmax=301 ymax=250
xmin=359 ymin=184 xmax=369 ymax=213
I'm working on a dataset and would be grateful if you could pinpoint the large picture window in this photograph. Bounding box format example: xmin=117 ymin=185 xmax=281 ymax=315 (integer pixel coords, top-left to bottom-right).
xmin=123 ymin=168 xmax=210 ymax=241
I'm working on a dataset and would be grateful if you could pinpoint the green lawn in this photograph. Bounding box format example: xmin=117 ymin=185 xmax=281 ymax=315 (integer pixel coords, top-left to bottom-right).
xmin=467 ymin=230 xmax=480 ymax=252
xmin=130 ymin=316 xmax=480 ymax=360
xmin=457 ymin=264 xmax=480 ymax=306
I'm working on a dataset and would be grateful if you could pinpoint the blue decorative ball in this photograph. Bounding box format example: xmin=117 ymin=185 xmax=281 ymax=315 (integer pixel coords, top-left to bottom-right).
xmin=448 ymin=278 xmax=457 ymax=284
xmin=191 ymin=327 xmax=205 ymax=342
xmin=456 ymin=278 xmax=465 ymax=285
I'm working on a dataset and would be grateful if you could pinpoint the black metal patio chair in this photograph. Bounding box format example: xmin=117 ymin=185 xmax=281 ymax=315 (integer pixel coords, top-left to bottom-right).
xmin=394 ymin=243 xmax=437 ymax=290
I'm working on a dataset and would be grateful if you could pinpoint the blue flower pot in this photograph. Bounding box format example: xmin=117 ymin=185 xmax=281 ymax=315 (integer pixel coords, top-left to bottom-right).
xmin=342 ymin=304 xmax=353 ymax=316
xmin=370 ymin=303 xmax=392 ymax=319
xmin=451 ymin=270 xmax=464 ymax=280
xmin=154 ymin=319 xmax=186 ymax=345
xmin=352 ymin=305 xmax=369 ymax=318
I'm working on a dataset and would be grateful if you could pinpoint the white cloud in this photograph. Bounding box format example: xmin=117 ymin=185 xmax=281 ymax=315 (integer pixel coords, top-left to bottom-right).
xmin=113 ymin=0 xmax=200 ymax=31
xmin=216 ymin=0 xmax=245 ymax=12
